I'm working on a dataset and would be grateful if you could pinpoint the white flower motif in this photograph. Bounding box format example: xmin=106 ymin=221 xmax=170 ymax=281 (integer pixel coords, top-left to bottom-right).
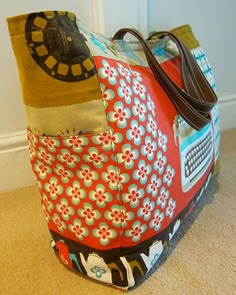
xmin=131 ymin=70 xmax=143 ymax=82
xmin=104 ymin=205 xmax=134 ymax=228
xmin=56 ymin=198 xmax=75 ymax=221
xmin=141 ymin=136 xmax=157 ymax=161
xmin=29 ymin=145 xmax=36 ymax=160
xmin=158 ymin=130 xmax=168 ymax=152
xmin=102 ymin=165 xmax=129 ymax=190
xmin=132 ymin=79 xmax=146 ymax=99
xmin=125 ymin=221 xmax=147 ymax=242
xmin=66 ymin=180 xmax=86 ymax=205
xmin=132 ymin=97 xmax=147 ymax=121
xmin=122 ymin=184 xmax=144 ymax=208
xmin=150 ymin=209 xmax=164 ymax=231
xmin=69 ymin=219 xmax=89 ymax=241
xmin=163 ymin=165 xmax=175 ymax=187
xmin=154 ymin=151 xmax=167 ymax=174
xmin=89 ymin=184 xmax=113 ymax=208
xmin=78 ymin=202 xmax=101 ymax=226
xmin=92 ymin=222 xmax=117 ymax=246
xmin=42 ymin=204 xmax=50 ymax=223
xmin=117 ymin=63 xmax=131 ymax=82
xmin=28 ymin=131 xmax=38 ymax=147
xmin=146 ymin=114 xmax=157 ymax=138
xmin=83 ymin=147 xmax=108 ymax=168
xmin=37 ymin=147 xmax=55 ymax=165
xmin=92 ymin=131 xmax=123 ymax=151
xmin=34 ymin=160 xmax=52 ymax=180
xmin=57 ymin=148 xmax=79 ymax=168
xmin=52 ymin=213 xmax=66 ymax=232
xmin=108 ymin=101 xmax=131 ymax=128
xmin=77 ymin=165 xmax=98 ymax=187
xmin=40 ymin=136 xmax=60 ymax=153
xmin=100 ymin=83 xmax=115 ymax=108
xmin=54 ymin=164 xmax=74 ymax=183
xmin=126 ymin=120 xmax=145 ymax=146
xmin=165 ymin=198 xmax=176 ymax=219
xmin=44 ymin=177 xmax=63 ymax=200
xmin=147 ymin=94 xmax=155 ymax=116
xmin=98 ymin=59 xmax=118 ymax=85
xmin=138 ymin=198 xmax=155 ymax=221
xmin=157 ymin=187 xmax=170 ymax=209
xmin=63 ymin=136 xmax=88 ymax=153
xmin=117 ymin=144 xmax=138 ymax=170
xmin=118 ymin=79 xmax=132 ymax=104
xmin=147 ymin=174 xmax=162 ymax=197
xmin=133 ymin=160 xmax=152 ymax=185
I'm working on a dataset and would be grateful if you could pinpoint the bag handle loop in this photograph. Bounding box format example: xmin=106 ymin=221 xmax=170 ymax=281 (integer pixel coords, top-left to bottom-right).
xmin=113 ymin=28 xmax=218 ymax=130
xmin=147 ymin=31 xmax=217 ymax=112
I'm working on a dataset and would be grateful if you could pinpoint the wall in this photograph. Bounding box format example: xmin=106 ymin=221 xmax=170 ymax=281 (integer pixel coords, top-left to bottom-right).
xmin=103 ymin=0 xmax=149 ymax=37
xmin=0 ymin=0 xmax=235 ymax=192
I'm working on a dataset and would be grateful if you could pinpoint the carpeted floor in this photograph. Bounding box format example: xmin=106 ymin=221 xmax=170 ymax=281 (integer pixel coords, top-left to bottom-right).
xmin=0 ymin=129 xmax=235 ymax=295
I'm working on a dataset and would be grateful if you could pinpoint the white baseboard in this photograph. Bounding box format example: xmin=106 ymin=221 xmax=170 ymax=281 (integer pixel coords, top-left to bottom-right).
xmin=218 ymin=94 xmax=236 ymax=130
xmin=0 ymin=93 xmax=235 ymax=193
xmin=0 ymin=131 xmax=36 ymax=193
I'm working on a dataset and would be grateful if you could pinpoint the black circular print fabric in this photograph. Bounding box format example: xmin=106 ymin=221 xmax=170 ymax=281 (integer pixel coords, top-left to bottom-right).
xmin=25 ymin=11 xmax=96 ymax=82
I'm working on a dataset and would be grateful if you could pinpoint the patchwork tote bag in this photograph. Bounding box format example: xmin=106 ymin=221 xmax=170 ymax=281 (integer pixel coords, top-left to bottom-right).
xmin=7 ymin=11 xmax=219 ymax=291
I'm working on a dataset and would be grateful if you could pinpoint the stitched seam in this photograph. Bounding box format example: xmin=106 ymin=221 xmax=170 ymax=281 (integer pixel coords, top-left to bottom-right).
xmin=155 ymin=73 xmax=209 ymax=129
xmin=187 ymin=51 xmax=214 ymax=97
xmin=85 ymin=29 xmax=125 ymax=251
xmin=149 ymin=58 xmax=208 ymax=126
xmin=186 ymin=54 xmax=208 ymax=102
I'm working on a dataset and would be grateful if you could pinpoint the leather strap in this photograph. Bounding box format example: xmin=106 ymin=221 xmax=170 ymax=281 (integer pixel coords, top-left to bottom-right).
xmin=113 ymin=28 xmax=218 ymax=130
xmin=147 ymin=31 xmax=217 ymax=113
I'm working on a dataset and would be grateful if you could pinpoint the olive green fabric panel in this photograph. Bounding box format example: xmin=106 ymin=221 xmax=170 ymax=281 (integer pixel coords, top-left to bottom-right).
xmin=170 ymin=25 xmax=200 ymax=50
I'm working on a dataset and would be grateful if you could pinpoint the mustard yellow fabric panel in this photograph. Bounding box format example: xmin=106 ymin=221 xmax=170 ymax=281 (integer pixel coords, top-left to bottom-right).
xmin=7 ymin=11 xmax=107 ymax=136
xmin=170 ymin=25 xmax=200 ymax=50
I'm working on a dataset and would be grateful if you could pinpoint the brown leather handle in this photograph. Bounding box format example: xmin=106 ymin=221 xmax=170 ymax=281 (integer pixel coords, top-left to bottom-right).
xmin=147 ymin=31 xmax=217 ymax=113
xmin=113 ymin=28 xmax=218 ymax=130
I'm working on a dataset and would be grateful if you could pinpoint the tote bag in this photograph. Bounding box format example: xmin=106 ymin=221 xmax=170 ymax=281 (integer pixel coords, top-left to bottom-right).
xmin=7 ymin=11 xmax=219 ymax=291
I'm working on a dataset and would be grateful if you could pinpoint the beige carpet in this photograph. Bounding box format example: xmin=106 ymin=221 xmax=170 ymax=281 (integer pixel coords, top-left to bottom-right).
xmin=0 ymin=129 xmax=236 ymax=295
